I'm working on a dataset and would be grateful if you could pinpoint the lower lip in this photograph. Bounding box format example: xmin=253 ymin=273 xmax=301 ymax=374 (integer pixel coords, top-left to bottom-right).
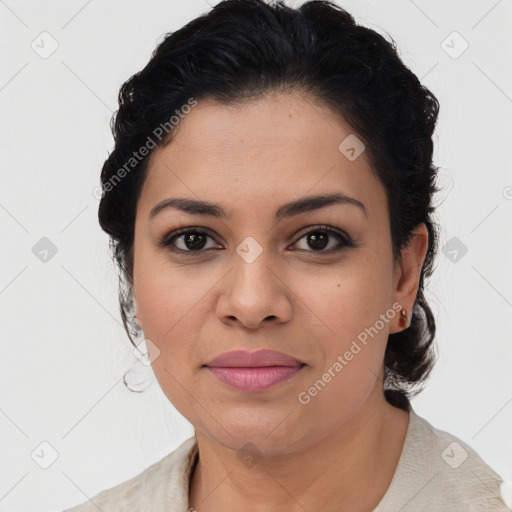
xmin=207 ymin=365 xmax=305 ymax=392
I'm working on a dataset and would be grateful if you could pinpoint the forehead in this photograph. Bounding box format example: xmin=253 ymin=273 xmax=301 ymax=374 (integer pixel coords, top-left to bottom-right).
xmin=138 ymin=92 xmax=385 ymax=221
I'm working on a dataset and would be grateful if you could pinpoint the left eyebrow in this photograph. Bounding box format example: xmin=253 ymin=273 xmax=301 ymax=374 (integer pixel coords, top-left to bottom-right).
xmin=149 ymin=192 xmax=367 ymax=220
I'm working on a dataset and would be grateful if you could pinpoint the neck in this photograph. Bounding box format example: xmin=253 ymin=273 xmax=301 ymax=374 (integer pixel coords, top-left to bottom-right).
xmin=188 ymin=387 xmax=410 ymax=512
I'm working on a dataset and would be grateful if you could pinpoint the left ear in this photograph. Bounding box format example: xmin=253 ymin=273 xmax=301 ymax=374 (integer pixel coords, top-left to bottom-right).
xmin=389 ymin=222 xmax=430 ymax=334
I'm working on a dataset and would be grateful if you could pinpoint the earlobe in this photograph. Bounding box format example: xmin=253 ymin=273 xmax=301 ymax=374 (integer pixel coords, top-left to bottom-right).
xmin=399 ymin=307 xmax=410 ymax=329
xmin=390 ymin=223 xmax=429 ymax=334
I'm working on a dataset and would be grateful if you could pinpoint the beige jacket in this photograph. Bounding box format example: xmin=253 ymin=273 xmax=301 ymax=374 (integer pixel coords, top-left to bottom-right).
xmin=63 ymin=407 xmax=510 ymax=511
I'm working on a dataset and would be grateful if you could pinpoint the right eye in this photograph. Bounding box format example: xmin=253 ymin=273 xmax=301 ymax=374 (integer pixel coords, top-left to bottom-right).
xmin=159 ymin=228 xmax=222 ymax=254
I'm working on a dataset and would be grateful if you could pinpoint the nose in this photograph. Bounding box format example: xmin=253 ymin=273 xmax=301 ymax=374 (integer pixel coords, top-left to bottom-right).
xmin=215 ymin=247 xmax=293 ymax=330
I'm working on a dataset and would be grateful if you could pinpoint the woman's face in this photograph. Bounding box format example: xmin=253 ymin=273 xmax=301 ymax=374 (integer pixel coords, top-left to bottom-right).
xmin=132 ymin=91 xmax=416 ymax=453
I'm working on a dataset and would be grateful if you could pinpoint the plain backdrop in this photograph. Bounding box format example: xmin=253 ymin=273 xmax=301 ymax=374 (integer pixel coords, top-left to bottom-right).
xmin=1 ymin=0 xmax=511 ymax=510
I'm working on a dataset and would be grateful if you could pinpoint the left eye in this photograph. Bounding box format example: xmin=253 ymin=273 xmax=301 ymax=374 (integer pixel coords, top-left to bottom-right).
xmin=292 ymin=226 xmax=353 ymax=253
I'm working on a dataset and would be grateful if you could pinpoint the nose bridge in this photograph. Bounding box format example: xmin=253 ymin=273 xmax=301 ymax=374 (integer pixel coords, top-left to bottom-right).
xmin=216 ymin=235 xmax=293 ymax=328
xmin=232 ymin=235 xmax=277 ymax=302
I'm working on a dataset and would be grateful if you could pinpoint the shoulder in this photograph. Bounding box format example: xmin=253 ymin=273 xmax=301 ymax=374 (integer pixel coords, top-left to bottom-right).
xmin=375 ymin=407 xmax=510 ymax=512
xmin=61 ymin=435 xmax=198 ymax=512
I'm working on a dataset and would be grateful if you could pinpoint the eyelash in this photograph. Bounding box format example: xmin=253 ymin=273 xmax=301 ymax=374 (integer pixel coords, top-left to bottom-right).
xmin=158 ymin=225 xmax=356 ymax=256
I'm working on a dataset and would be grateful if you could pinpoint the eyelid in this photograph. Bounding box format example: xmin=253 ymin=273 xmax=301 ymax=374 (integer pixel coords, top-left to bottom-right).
xmin=292 ymin=224 xmax=350 ymax=242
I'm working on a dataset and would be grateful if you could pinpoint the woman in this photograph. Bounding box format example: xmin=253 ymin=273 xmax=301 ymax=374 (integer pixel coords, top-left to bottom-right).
xmin=64 ymin=0 xmax=509 ymax=510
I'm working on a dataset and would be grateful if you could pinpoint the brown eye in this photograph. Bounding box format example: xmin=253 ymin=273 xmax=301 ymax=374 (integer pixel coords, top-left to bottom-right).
xmin=160 ymin=228 xmax=221 ymax=253
xmin=159 ymin=225 xmax=355 ymax=256
xmin=178 ymin=231 xmax=209 ymax=251
xmin=292 ymin=225 xmax=354 ymax=254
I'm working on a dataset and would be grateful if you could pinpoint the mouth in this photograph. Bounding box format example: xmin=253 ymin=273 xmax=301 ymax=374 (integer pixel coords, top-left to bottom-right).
xmin=205 ymin=364 xmax=306 ymax=392
xmin=203 ymin=349 xmax=307 ymax=392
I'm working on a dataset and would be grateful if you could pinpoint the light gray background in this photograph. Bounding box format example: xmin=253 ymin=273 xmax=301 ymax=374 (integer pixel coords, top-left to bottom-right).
xmin=1 ymin=0 xmax=511 ymax=510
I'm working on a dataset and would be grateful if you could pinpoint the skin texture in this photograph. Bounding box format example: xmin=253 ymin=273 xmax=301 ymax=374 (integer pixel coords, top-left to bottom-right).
xmin=132 ymin=91 xmax=429 ymax=511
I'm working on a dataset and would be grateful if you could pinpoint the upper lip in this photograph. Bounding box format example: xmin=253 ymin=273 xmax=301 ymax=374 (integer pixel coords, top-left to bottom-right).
xmin=205 ymin=349 xmax=304 ymax=368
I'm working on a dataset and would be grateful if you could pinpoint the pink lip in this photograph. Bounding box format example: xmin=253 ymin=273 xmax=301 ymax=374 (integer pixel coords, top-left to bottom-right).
xmin=205 ymin=349 xmax=303 ymax=368
xmin=204 ymin=349 xmax=306 ymax=392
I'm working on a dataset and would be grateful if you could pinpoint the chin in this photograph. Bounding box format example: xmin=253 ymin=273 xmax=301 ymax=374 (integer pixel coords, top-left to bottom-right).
xmin=197 ymin=406 xmax=313 ymax=456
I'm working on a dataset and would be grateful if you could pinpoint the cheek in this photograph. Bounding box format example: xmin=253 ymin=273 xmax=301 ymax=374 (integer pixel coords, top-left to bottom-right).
xmin=133 ymin=266 xmax=209 ymax=410
xmin=135 ymin=275 xmax=202 ymax=351
xmin=133 ymin=240 xmax=201 ymax=334
xmin=132 ymin=252 xmax=197 ymax=366
xmin=290 ymin=254 xmax=393 ymax=391
xmin=296 ymin=276 xmax=392 ymax=417
xmin=292 ymin=253 xmax=393 ymax=341
xmin=132 ymin=252 xmax=226 ymax=389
